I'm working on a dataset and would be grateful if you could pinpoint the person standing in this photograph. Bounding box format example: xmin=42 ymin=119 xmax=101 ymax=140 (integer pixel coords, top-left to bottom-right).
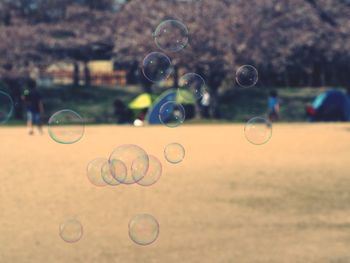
xmin=268 ymin=90 xmax=280 ymax=122
xmin=22 ymin=79 xmax=44 ymax=135
xmin=201 ymin=90 xmax=211 ymax=118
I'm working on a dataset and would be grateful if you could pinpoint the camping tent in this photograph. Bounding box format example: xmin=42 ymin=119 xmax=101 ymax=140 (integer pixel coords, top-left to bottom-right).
xmin=128 ymin=93 xmax=154 ymax=110
xmin=144 ymin=89 xmax=196 ymax=124
xmin=308 ymin=89 xmax=350 ymax=121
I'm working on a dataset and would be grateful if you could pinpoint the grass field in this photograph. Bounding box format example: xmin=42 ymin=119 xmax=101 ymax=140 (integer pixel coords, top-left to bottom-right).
xmin=0 ymin=123 xmax=350 ymax=263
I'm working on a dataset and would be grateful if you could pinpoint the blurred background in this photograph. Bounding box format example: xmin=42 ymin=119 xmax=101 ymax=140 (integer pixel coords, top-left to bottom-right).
xmin=1 ymin=2 xmax=350 ymax=262
xmin=0 ymin=0 xmax=350 ymax=124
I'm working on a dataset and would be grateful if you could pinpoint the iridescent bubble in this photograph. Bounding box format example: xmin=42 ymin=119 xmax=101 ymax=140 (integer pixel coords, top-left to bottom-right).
xmin=236 ymin=65 xmax=258 ymax=88
xmin=244 ymin=117 xmax=272 ymax=145
xmin=101 ymin=160 xmax=127 ymax=186
xmin=129 ymin=214 xmax=159 ymax=246
xmin=178 ymin=73 xmax=207 ymax=100
xmin=87 ymin=158 xmax=108 ymax=187
xmin=159 ymin=101 xmax=185 ymax=128
xmin=142 ymin=52 xmax=172 ymax=83
xmin=0 ymin=91 xmax=13 ymax=124
xmin=154 ymin=19 xmax=189 ymax=52
xmin=48 ymin=109 xmax=84 ymax=144
xmin=109 ymin=144 xmax=149 ymax=185
xmin=135 ymin=155 xmax=162 ymax=187
xmin=59 ymin=219 xmax=83 ymax=243
xmin=164 ymin=143 xmax=185 ymax=164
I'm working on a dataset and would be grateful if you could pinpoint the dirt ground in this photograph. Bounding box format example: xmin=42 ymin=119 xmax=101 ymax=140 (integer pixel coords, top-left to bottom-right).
xmin=0 ymin=123 xmax=350 ymax=263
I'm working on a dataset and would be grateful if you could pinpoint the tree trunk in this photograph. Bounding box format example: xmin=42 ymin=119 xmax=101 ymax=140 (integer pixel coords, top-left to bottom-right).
xmin=139 ymin=67 xmax=153 ymax=93
xmin=173 ymin=64 xmax=179 ymax=89
xmin=84 ymin=61 xmax=91 ymax=87
xmin=210 ymin=87 xmax=221 ymax=119
xmin=73 ymin=61 xmax=80 ymax=87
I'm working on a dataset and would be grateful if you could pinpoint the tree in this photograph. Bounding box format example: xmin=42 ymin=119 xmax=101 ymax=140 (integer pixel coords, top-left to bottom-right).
xmin=114 ymin=0 xmax=235 ymax=117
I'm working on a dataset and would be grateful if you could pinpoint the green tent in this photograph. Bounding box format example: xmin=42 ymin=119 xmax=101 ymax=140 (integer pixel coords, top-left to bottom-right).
xmin=128 ymin=93 xmax=154 ymax=109
xmin=128 ymin=89 xmax=195 ymax=110
xmin=176 ymin=89 xmax=196 ymax=105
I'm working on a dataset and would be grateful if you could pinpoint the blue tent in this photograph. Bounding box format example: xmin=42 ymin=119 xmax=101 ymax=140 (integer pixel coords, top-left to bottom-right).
xmin=145 ymin=89 xmax=195 ymax=124
xmin=310 ymin=89 xmax=350 ymax=121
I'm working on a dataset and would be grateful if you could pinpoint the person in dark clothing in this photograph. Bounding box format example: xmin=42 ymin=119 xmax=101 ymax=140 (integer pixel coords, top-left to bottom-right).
xmin=21 ymin=79 xmax=44 ymax=135
xmin=113 ymin=98 xmax=132 ymax=124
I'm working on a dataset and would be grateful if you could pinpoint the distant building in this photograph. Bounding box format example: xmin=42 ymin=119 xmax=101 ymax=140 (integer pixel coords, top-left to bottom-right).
xmin=38 ymin=60 xmax=126 ymax=87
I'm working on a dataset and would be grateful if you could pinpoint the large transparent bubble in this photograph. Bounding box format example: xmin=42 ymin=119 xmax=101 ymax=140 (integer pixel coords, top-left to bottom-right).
xmin=164 ymin=143 xmax=186 ymax=164
xmin=129 ymin=214 xmax=159 ymax=246
xmin=236 ymin=65 xmax=258 ymax=88
xmin=178 ymin=73 xmax=207 ymax=100
xmin=244 ymin=117 xmax=272 ymax=145
xmin=159 ymin=101 xmax=185 ymax=128
xmin=48 ymin=109 xmax=84 ymax=144
xmin=154 ymin=20 xmax=189 ymax=52
xmin=142 ymin=52 xmax=172 ymax=83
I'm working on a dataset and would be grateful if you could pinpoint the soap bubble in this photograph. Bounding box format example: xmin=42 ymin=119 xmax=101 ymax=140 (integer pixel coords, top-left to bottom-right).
xmin=244 ymin=117 xmax=272 ymax=145
xmin=59 ymin=219 xmax=83 ymax=243
xmin=236 ymin=65 xmax=258 ymax=88
xmin=142 ymin=52 xmax=172 ymax=83
xmin=164 ymin=143 xmax=185 ymax=164
xmin=154 ymin=19 xmax=189 ymax=52
xmin=178 ymin=73 xmax=207 ymax=100
xmin=109 ymin=144 xmax=149 ymax=185
xmin=129 ymin=214 xmax=159 ymax=246
xmin=48 ymin=109 xmax=84 ymax=144
xmin=86 ymin=158 xmax=108 ymax=187
xmin=0 ymin=91 xmax=13 ymax=124
xmin=159 ymin=101 xmax=185 ymax=128
xmin=135 ymin=155 xmax=162 ymax=187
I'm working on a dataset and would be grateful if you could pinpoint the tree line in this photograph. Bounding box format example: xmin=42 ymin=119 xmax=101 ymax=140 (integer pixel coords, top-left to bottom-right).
xmin=0 ymin=0 xmax=349 ymax=117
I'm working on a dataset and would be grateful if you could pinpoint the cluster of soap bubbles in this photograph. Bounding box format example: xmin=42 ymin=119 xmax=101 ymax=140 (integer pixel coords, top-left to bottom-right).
xmin=142 ymin=19 xmax=188 ymax=83
xmin=50 ymin=18 xmax=266 ymax=243
xmin=87 ymin=144 xmax=161 ymax=187
xmin=141 ymin=19 xmax=211 ymax=129
xmin=70 ymin=142 xmax=185 ymax=245
xmin=52 ymin=15 xmax=269 ymax=246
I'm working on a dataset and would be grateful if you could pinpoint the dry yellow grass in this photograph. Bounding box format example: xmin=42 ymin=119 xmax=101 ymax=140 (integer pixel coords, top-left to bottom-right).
xmin=0 ymin=123 xmax=350 ymax=263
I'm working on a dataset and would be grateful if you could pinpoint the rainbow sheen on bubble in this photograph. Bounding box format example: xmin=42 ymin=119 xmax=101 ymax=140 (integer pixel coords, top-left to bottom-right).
xmin=0 ymin=91 xmax=13 ymax=124
xmin=48 ymin=109 xmax=84 ymax=144
xmin=159 ymin=101 xmax=185 ymax=128
xmin=164 ymin=143 xmax=185 ymax=164
xmin=142 ymin=52 xmax=172 ymax=83
xmin=244 ymin=117 xmax=272 ymax=145
xmin=59 ymin=219 xmax=83 ymax=243
xmin=236 ymin=65 xmax=258 ymax=88
xmin=154 ymin=19 xmax=189 ymax=52
xmin=178 ymin=73 xmax=207 ymax=100
xmin=129 ymin=214 xmax=159 ymax=246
